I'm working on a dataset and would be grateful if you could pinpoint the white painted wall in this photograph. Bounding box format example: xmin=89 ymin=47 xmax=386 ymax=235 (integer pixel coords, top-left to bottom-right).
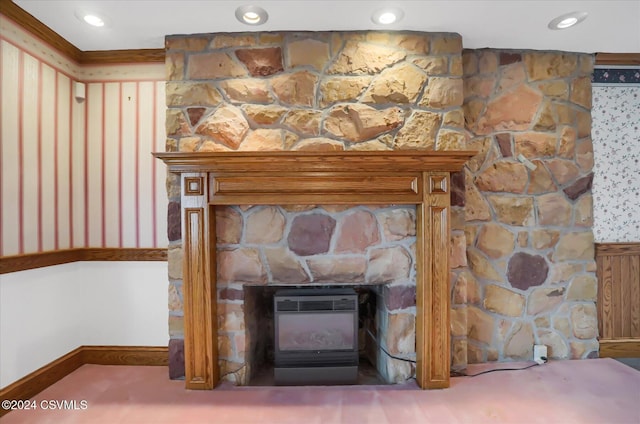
xmin=0 ymin=261 xmax=168 ymax=388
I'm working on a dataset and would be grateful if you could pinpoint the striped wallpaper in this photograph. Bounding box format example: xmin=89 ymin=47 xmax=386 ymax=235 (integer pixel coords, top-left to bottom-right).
xmin=0 ymin=24 xmax=168 ymax=257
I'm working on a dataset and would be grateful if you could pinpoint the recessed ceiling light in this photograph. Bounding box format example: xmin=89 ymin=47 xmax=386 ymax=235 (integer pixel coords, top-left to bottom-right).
xmin=372 ymin=8 xmax=404 ymax=25
xmin=548 ymin=11 xmax=588 ymax=30
xmin=74 ymin=9 xmax=110 ymax=28
xmin=235 ymin=5 xmax=268 ymax=26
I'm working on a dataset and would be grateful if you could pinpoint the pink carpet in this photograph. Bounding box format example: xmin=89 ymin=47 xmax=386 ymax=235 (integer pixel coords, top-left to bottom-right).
xmin=2 ymin=358 xmax=639 ymax=423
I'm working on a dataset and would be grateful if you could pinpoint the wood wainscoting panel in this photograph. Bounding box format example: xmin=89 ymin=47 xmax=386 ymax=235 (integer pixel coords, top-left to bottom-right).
xmin=596 ymin=243 xmax=640 ymax=357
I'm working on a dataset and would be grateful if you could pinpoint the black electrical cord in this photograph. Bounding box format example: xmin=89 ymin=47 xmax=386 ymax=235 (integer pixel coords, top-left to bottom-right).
xmin=451 ymin=357 xmax=547 ymax=377
xmin=365 ymin=328 xmax=417 ymax=364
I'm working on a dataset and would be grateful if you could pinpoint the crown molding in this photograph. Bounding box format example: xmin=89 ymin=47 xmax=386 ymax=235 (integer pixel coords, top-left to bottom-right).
xmin=595 ymin=53 xmax=640 ymax=66
xmin=0 ymin=0 xmax=164 ymax=64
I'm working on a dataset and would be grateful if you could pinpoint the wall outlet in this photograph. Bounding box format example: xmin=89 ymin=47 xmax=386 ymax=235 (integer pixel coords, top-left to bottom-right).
xmin=534 ymin=344 xmax=548 ymax=364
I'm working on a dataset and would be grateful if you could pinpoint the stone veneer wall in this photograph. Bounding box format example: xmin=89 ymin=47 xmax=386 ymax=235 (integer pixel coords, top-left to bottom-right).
xmin=454 ymin=50 xmax=598 ymax=364
xmin=164 ymin=31 xmax=466 ymax=381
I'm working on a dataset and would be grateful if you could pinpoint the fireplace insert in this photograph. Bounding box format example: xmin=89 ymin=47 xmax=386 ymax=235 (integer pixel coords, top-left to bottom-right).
xmin=273 ymin=288 xmax=358 ymax=385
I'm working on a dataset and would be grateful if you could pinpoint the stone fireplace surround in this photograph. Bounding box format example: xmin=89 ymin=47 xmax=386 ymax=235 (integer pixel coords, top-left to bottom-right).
xmin=155 ymin=150 xmax=474 ymax=390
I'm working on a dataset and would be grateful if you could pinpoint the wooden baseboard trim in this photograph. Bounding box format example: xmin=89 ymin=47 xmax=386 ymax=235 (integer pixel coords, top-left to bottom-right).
xmin=0 ymin=248 xmax=168 ymax=274
xmin=599 ymin=339 xmax=640 ymax=358
xmin=0 ymin=345 xmax=168 ymax=418
xmin=82 ymin=345 xmax=169 ymax=366
xmin=595 ymin=53 xmax=640 ymax=66
xmin=0 ymin=347 xmax=84 ymax=418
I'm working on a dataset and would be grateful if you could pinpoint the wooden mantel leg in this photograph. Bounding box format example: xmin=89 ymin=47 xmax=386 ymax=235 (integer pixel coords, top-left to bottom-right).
xmin=181 ymin=172 xmax=217 ymax=389
xmin=415 ymin=171 xmax=451 ymax=389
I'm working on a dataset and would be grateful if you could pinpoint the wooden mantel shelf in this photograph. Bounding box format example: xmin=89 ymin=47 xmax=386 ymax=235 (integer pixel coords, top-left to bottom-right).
xmin=153 ymin=151 xmax=477 ymax=173
xmin=154 ymin=149 xmax=476 ymax=391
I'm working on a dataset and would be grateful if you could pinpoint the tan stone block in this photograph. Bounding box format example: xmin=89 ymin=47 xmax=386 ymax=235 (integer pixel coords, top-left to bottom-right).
xmin=476 ymin=85 xmax=543 ymax=134
xmin=517 ymin=231 xmax=528 ymax=248
xmin=558 ymin=126 xmax=577 ymax=159
xmin=465 ymin=137 xmax=494 ymax=173
xmin=537 ymin=329 xmax=569 ymax=359
xmin=271 ymin=71 xmax=318 ymax=106
xmin=216 ymin=206 xmax=242 ymax=244
xmin=363 ymin=63 xmax=427 ymax=104
xmin=575 ymin=194 xmax=593 ymax=227
xmin=545 ymin=159 xmax=580 ymax=185
xmin=166 ymin=109 xmax=191 ymax=137
xmin=421 ymin=77 xmax=463 ymax=108
xmin=514 ymin=133 xmax=557 ymax=158
xmin=319 ymin=76 xmax=372 ymax=107
xmin=168 ymin=315 xmax=183 ymax=337
xmin=377 ymin=208 xmax=416 ymax=242
xmin=347 ymin=140 xmax=392 ymax=151
xmin=497 ymin=63 xmax=526 ymax=92
xmin=168 ymin=245 xmax=183 ymax=280
xmin=567 ymin=274 xmax=597 ymax=301
xmin=465 ymin=179 xmax=491 ymax=223
xmin=443 ymin=109 xmax=465 ymax=128
xmin=524 ymin=52 xmax=578 ymax=81
xmin=336 ymin=209 xmax=380 ymax=254
xmin=450 ymin=232 xmax=468 ymax=268
xmin=234 ymin=332 xmax=246 ymax=358
xmin=467 ymin=343 xmax=484 ymax=364
xmin=450 ymin=55 xmax=463 ymax=76
xmin=325 ymin=104 xmax=404 ymax=143
xmin=166 ymin=37 xmax=210 ymax=51
xmin=366 ymin=32 xmax=429 ymax=55
xmin=166 ymin=81 xmax=222 ymax=107
xmin=264 ymin=247 xmax=310 ymax=284
xmin=537 ymin=193 xmax=572 ymax=226
xmin=211 ymin=34 xmax=256 ymax=48
xmin=451 ymin=207 xmax=466 ymax=231
xmin=412 ymin=56 xmax=448 ymax=75
xmin=436 ymin=129 xmax=466 ymax=151
xmin=463 ymin=76 xmax=496 ymax=99
xmin=532 ymin=229 xmax=560 ymax=249
xmin=308 ymin=256 xmax=367 ymax=284
xmin=451 ymin=307 xmax=467 ymax=337
xmin=570 ymin=76 xmax=592 ymax=109
xmin=198 ymin=140 xmax=231 ymax=152
xmin=504 ymin=322 xmax=534 ymax=359
xmin=467 ymin=306 xmax=495 ymax=344
xmin=245 ymin=207 xmax=285 ymax=244
xmin=287 ymin=38 xmax=330 ymax=71
xmin=430 ymin=35 xmax=462 ymax=54
xmin=576 ymin=138 xmax=594 ymax=172
xmin=533 ymin=100 xmax=557 ymax=132
xmin=462 ymin=99 xmax=484 ymax=130
xmin=527 ymin=287 xmax=565 ymax=315
xmin=570 ymin=339 xmax=599 ymax=359
xmin=282 ymin=109 xmax=322 ymax=136
xmin=576 ymin=109 xmax=591 ymax=138
xmin=535 ymin=316 xmax=550 ymax=328
xmin=537 ymin=81 xmax=569 ymax=99
xmin=166 ymin=173 xmax=181 ymax=199
xmin=475 ymin=161 xmax=528 ymax=194
xmin=466 ymin=248 xmax=503 ymax=281
xmin=188 ymin=52 xmax=247 ymax=79
xmin=578 ymin=55 xmax=595 ymax=76
xmin=478 ymin=51 xmax=498 ymax=74
xmin=554 ymin=316 xmax=571 ymax=338
xmin=217 ymin=248 xmax=267 ymax=284
xmin=554 ymin=232 xmax=594 ymax=262
xmin=549 ymin=263 xmax=583 ymax=284
xmin=570 ymin=303 xmax=597 ymax=339
xmin=476 ymin=223 xmax=515 ymax=259
xmin=166 ymin=52 xmax=185 ymax=81
xmin=178 ymin=137 xmax=201 ymax=152
xmin=328 ymin=41 xmax=406 ymax=75
xmin=487 ymin=195 xmax=534 ymax=226
xmin=239 ymin=129 xmax=284 ymax=151
xmin=394 ymin=110 xmax=440 ymax=149
xmin=462 ymin=51 xmax=478 ymax=76
xmin=240 ymin=104 xmax=286 ymax=125
xmin=366 ymin=246 xmax=412 ymax=284
xmin=218 ymin=303 xmax=245 ymax=332
xmin=484 ymin=285 xmax=525 ymax=317
xmin=218 ymin=334 xmax=233 ymax=359
xmin=452 ymin=339 xmax=467 ymax=369
xmin=220 ymin=79 xmax=273 ymax=104
xmin=259 ymin=33 xmax=283 ymax=44
xmin=293 ymin=137 xmax=344 ymax=151
xmin=219 ymin=359 xmax=247 ymax=384
xmin=386 ymin=313 xmax=416 ymax=354
xmin=196 ymin=104 xmax=249 ymax=150
xmin=168 ymin=282 xmax=182 ymax=312
xmin=166 ymin=138 xmax=178 ymax=153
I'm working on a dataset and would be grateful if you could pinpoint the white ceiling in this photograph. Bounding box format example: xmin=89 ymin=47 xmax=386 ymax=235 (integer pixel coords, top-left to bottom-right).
xmin=13 ymin=0 xmax=640 ymax=54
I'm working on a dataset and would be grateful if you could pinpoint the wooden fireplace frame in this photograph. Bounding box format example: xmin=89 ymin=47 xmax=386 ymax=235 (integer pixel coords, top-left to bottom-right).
xmin=155 ymin=150 xmax=474 ymax=390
